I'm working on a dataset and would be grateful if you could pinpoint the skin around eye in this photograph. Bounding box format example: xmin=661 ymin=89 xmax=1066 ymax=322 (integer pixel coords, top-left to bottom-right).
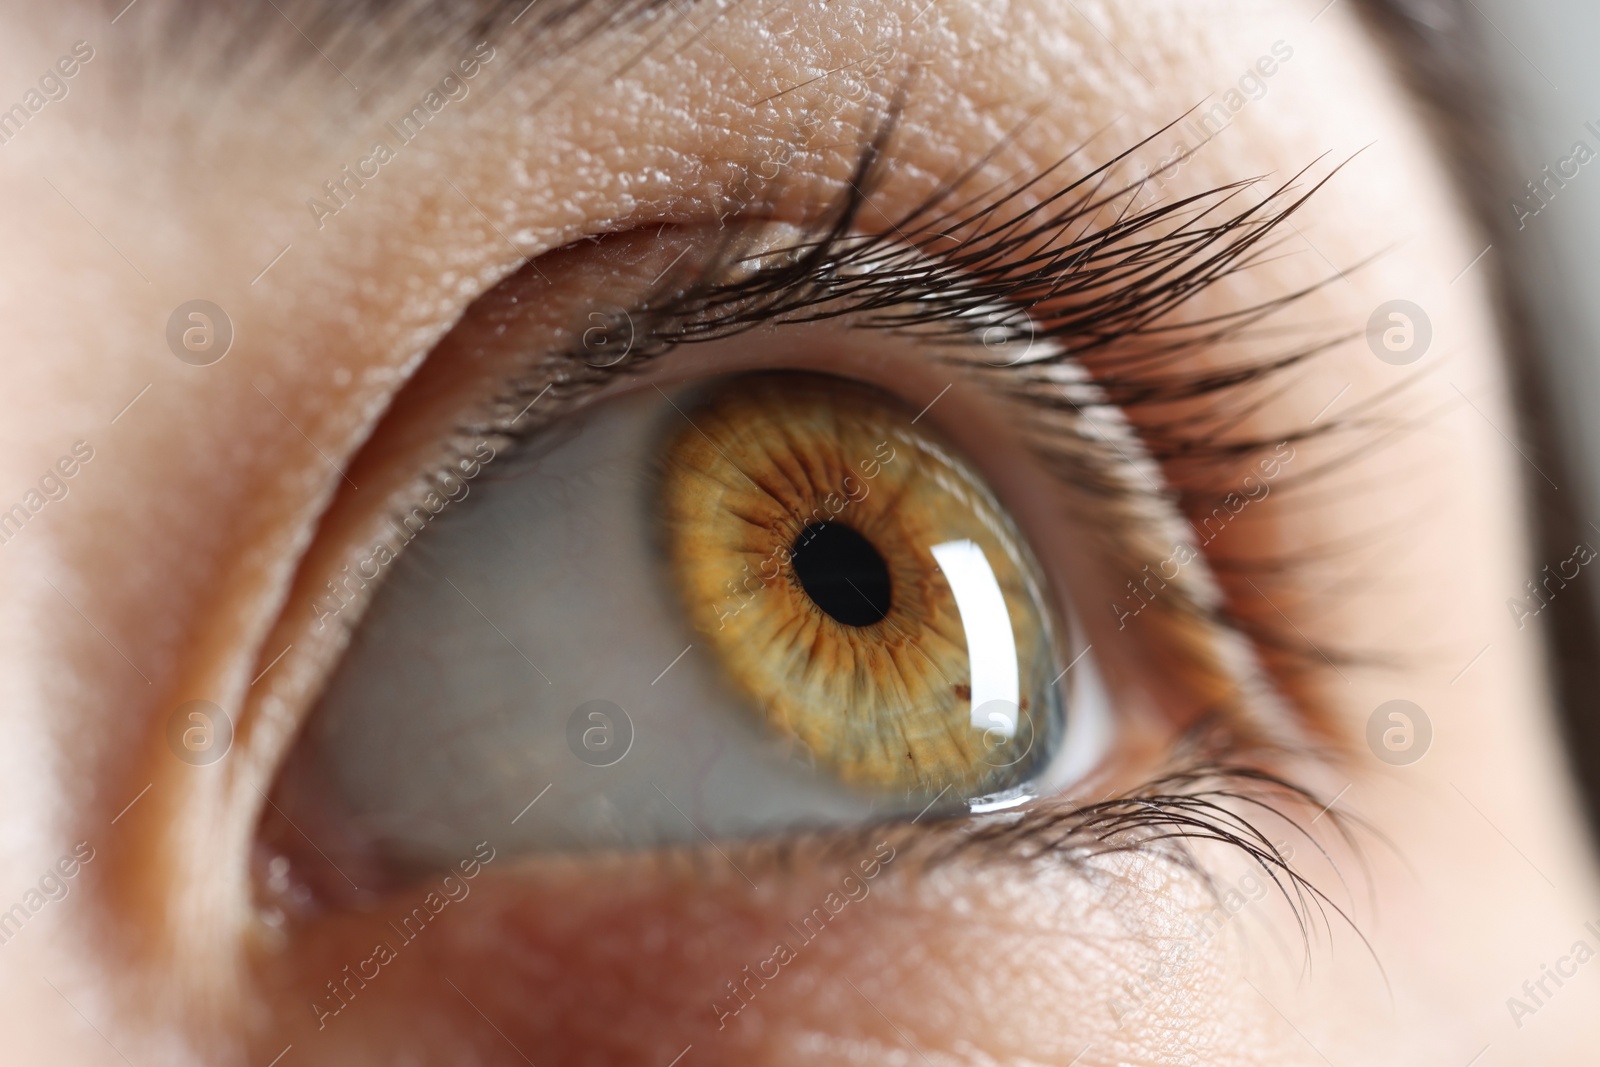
xmin=659 ymin=372 xmax=1063 ymax=799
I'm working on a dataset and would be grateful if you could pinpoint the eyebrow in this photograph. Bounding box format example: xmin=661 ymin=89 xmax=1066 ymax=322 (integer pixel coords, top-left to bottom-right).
xmin=159 ymin=0 xmax=681 ymax=91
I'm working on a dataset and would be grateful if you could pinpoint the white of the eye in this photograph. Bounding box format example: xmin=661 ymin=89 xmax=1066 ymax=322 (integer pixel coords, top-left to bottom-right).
xmin=1052 ymin=640 xmax=1113 ymax=786
xmin=930 ymin=538 xmax=1022 ymax=739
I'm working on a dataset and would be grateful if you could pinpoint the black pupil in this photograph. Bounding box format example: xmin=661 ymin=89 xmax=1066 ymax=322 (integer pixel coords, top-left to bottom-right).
xmin=790 ymin=522 xmax=892 ymax=627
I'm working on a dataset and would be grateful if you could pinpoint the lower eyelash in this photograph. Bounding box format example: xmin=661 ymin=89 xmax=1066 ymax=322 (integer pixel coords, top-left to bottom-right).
xmin=804 ymin=746 xmax=1373 ymax=967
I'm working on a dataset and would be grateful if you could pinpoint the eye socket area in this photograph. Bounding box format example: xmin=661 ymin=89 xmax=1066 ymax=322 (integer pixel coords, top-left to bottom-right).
xmin=244 ymin=222 xmax=1269 ymax=915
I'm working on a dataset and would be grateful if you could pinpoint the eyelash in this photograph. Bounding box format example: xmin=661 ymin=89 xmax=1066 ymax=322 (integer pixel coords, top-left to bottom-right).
xmin=805 ymin=752 xmax=1366 ymax=956
xmin=541 ymin=114 xmax=1339 ymax=389
xmin=366 ymin=107 xmax=1360 ymax=903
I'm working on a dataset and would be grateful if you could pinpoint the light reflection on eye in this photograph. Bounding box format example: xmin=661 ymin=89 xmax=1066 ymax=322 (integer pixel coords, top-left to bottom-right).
xmin=263 ymin=368 xmax=1110 ymax=891
xmin=932 ymin=539 xmax=1022 ymax=737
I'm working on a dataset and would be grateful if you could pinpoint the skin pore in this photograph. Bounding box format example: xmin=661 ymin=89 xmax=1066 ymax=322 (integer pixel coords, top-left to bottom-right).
xmin=1 ymin=0 xmax=1599 ymax=1064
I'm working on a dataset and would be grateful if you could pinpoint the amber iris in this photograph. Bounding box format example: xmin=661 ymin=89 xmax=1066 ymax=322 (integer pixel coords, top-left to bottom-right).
xmin=658 ymin=373 xmax=1062 ymax=799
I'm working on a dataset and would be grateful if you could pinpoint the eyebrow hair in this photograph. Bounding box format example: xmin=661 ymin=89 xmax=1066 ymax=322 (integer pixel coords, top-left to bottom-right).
xmin=154 ymin=0 xmax=681 ymax=92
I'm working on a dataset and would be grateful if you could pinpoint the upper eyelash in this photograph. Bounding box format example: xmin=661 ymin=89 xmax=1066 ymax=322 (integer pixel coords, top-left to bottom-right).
xmin=556 ymin=111 xmax=1344 ymax=398
xmin=416 ymin=108 xmax=1388 ymax=700
xmin=505 ymin=109 xmax=1362 ymax=514
xmin=471 ymin=111 xmax=1368 ymax=665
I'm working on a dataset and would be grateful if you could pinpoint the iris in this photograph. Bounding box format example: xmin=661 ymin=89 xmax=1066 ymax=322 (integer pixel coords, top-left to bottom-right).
xmin=659 ymin=373 xmax=1063 ymax=798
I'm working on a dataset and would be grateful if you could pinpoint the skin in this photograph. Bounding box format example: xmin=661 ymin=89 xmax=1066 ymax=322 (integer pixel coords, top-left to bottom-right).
xmin=0 ymin=0 xmax=1598 ymax=1064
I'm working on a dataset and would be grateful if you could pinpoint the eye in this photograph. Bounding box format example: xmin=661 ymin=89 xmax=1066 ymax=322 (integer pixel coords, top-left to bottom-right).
xmin=255 ymin=153 xmax=1306 ymax=907
xmin=262 ymin=359 xmax=1111 ymax=891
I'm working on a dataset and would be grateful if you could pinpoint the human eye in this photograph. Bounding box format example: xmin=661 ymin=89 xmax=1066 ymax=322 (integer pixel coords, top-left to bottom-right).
xmin=257 ymin=157 xmax=1296 ymax=887
xmin=276 ymin=361 xmax=1100 ymax=858
xmin=25 ymin=0 xmax=1600 ymax=1064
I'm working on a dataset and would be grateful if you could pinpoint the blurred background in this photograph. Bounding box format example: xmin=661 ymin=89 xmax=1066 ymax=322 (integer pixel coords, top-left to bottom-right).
xmin=1467 ymin=0 xmax=1600 ymax=825
xmin=1480 ymin=0 xmax=1600 ymax=526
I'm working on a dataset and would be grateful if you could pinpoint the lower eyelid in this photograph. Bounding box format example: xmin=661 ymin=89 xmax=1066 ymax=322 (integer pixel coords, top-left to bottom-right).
xmin=245 ymin=755 xmax=1349 ymax=1064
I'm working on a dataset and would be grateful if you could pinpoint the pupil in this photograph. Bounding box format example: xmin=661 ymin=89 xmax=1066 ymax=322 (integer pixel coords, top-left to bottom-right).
xmin=790 ymin=522 xmax=892 ymax=627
